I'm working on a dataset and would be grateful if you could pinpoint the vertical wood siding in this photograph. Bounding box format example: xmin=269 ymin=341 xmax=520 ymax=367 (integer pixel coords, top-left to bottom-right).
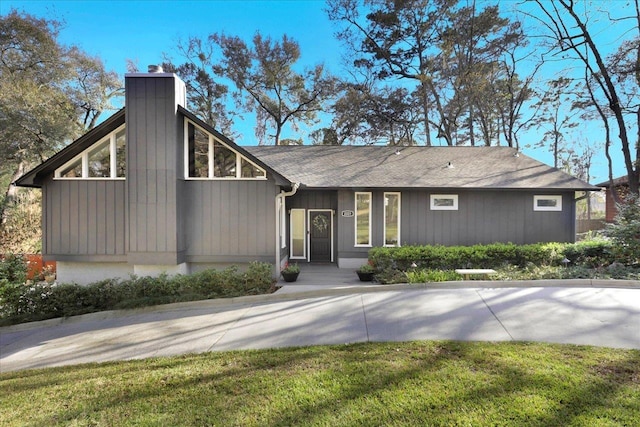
xmin=43 ymin=179 xmax=126 ymax=256
xmin=183 ymin=180 xmax=279 ymax=259
xmin=337 ymin=189 xmax=576 ymax=257
xmin=125 ymin=76 xmax=184 ymax=261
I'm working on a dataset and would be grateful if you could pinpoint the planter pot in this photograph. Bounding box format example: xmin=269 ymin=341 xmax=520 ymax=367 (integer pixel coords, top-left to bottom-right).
xmin=281 ymin=271 xmax=299 ymax=282
xmin=357 ymin=271 xmax=374 ymax=282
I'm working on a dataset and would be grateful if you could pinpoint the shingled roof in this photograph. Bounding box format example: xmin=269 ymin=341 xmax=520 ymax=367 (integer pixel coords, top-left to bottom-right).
xmin=246 ymin=145 xmax=599 ymax=191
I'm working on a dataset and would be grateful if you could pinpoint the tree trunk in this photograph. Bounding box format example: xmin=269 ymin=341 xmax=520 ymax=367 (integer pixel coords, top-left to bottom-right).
xmin=420 ymin=82 xmax=432 ymax=146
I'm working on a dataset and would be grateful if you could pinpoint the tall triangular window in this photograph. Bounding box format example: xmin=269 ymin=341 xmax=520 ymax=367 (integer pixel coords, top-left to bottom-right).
xmin=55 ymin=126 xmax=126 ymax=179
xmin=185 ymin=120 xmax=266 ymax=179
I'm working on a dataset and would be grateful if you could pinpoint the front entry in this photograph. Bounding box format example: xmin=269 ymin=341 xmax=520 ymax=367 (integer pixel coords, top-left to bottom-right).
xmin=308 ymin=210 xmax=333 ymax=262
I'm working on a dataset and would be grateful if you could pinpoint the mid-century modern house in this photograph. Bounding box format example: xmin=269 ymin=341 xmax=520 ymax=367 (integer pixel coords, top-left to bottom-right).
xmin=597 ymin=176 xmax=630 ymax=222
xmin=16 ymin=69 xmax=599 ymax=284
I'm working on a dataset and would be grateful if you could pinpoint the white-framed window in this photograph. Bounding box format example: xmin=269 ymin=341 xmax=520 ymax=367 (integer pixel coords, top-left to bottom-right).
xmin=430 ymin=194 xmax=458 ymax=210
xmin=184 ymin=120 xmax=266 ymax=179
xmin=534 ymin=195 xmax=562 ymax=211
xmin=290 ymin=209 xmax=306 ymax=259
xmin=355 ymin=192 xmax=372 ymax=247
xmin=384 ymin=192 xmax=401 ymax=247
xmin=55 ymin=126 xmax=126 ymax=179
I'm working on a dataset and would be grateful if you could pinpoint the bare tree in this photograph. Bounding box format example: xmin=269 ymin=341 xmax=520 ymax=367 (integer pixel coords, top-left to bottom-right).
xmin=530 ymin=0 xmax=640 ymax=194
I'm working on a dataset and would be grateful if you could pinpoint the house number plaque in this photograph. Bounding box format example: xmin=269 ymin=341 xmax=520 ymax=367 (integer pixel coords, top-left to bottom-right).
xmin=341 ymin=210 xmax=354 ymax=217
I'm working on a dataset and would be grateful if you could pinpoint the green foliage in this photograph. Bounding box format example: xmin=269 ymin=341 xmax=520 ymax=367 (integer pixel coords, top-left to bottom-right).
xmin=0 ymin=255 xmax=29 ymax=314
xmin=356 ymin=261 xmax=375 ymax=273
xmin=0 ymin=262 xmax=275 ymax=325
xmin=0 ymin=254 xmax=28 ymax=284
xmin=370 ymin=242 xmax=617 ymax=284
xmin=405 ymin=269 xmax=463 ymax=283
xmin=370 ymin=242 xmax=615 ymax=271
xmin=369 ymin=243 xmax=572 ymax=271
xmin=281 ymin=262 xmax=300 ymax=274
xmin=213 ymin=32 xmax=336 ymax=145
xmin=605 ymin=196 xmax=640 ymax=265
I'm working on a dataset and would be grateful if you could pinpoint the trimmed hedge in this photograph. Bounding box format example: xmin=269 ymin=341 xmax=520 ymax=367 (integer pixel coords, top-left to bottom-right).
xmin=369 ymin=241 xmax=616 ymax=272
xmin=0 ymin=262 xmax=275 ymax=326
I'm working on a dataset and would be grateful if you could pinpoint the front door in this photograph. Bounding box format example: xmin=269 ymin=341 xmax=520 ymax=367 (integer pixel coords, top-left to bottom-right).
xmin=309 ymin=210 xmax=332 ymax=262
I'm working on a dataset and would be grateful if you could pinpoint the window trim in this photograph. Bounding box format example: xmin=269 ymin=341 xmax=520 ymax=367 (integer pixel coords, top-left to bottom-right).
xmin=289 ymin=208 xmax=307 ymax=260
xmin=383 ymin=192 xmax=401 ymax=247
xmin=183 ymin=119 xmax=266 ymax=180
xmin=430 ymin=194 xmax=458 ymax=211
xmin=54 ymin=125 xmax=126 ymax=180
xmin=534 ymin=195 xmax=563 ymax=211
xmin=354 ymin=192 xmax=372 ymax=247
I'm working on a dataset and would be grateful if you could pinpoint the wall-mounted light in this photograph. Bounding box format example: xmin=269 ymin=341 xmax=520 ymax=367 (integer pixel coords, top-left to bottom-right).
xmin=446 ymin=161 xmax=454 ymax=168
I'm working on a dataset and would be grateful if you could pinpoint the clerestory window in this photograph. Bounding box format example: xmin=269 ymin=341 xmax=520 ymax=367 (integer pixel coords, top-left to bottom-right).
xmin=55 ymin=126 xmax=126 ymax=179
xmin=185 ymin=120 xmax=266 ymax=179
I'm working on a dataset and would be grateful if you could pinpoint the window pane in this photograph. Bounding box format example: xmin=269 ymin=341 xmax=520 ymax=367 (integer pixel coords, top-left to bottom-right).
xmin=188 ymin=123 xmax=209 ymax=177
xmin=241 ymin=158 xmax=265 ymax=178
xmin=61 ymin=158 xmax=82 ymax=178
xmin=214 ymin=141 xmax=236 ymax=177
xmin=538 ymin=199 xmax=557 ymax=207
xmin=356 ymin=193 xmax=371 ymax=245
xmin=434 ymin=198 xmax=454 ymax=207
xmin=534 ymin=195 xmax=562 ymax=211
xmin=385 ymin=193 xmax=400 ymax=246
xmin=88 ymin=140 xmax=110 ymax=177
xmin=430 ymin=194 xmax=458 ymax=210
xmin=115 ymin=129 xmax=126 ymax=177
xmin=291 ymin=209 xmax=305 ymax=258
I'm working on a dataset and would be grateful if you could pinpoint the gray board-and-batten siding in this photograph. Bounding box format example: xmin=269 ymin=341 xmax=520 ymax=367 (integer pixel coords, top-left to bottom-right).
xmin=42 ymin=178 xmax=280 ymax=264
xmin=125 ymin=74 xmax=186 ymax=265
xmin=279 ymin=188 xmax=576 ymax=264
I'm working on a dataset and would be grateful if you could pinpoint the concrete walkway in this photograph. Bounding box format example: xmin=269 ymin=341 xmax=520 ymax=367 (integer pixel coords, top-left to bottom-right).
xmin=2 ymin=282 xmax=639 ymax=373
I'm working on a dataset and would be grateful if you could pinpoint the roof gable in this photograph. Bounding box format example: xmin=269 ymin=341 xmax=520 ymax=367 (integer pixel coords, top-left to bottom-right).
xmin=16 ymin=107 xmax=292 ymax=188
xmin=15 ymin=109 xmax=126 ymax=187
xmin=245 ymin=145 xmax=599 ymax=191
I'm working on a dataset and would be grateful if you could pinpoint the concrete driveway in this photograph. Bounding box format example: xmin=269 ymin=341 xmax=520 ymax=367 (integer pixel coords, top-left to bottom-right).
xmin=2 ymin=285 xmax=639 ymax=373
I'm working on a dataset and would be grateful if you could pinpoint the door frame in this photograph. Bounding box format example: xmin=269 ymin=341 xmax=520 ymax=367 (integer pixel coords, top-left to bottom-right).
xmin=307 ymin=209 xmax=334 ymax=263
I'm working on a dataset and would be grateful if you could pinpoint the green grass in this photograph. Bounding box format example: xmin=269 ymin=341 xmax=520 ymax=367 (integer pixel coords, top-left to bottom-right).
xmin=2 ymin=341 xmax=638 ymax=426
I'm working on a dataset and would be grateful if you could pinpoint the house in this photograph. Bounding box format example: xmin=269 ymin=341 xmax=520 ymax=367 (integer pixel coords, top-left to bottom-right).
xmin=16 ymin=68 xmax=599 ymax=284
xmin=597 ymin=175 xmax=630 ymax=222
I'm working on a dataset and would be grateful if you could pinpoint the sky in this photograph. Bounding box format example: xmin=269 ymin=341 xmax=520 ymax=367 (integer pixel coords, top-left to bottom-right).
xmin=1 ymin=0 xmax=635 ymax=184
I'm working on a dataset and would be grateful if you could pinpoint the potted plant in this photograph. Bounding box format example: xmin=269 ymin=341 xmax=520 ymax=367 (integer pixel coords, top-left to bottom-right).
xmin=281 ymin=262 xmax=300 ymax=282
xmin=42 ymin=264 xmax=56 ymax=283
xmin=356 ymin=261 xmax=376 ymax=282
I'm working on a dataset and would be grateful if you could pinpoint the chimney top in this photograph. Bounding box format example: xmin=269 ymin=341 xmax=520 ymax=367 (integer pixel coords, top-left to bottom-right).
xmin=148 ymin=64 xmax=164 ymax=73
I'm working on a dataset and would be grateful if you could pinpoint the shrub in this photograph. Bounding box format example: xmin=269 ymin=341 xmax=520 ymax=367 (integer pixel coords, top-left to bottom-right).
xmin=369 ymin=243 xmax=568 ymax=271
xmin=0 ymin=263 xmax=276 ymax=326
xmin=405 ymin=269 xmax=462 ymax=283
xmin=0 ymin=254 xmax=28 ymax=284
xmin=370 ymin=241 xmax=614 ymax=272
xmin=605 ymin=195 xmax=640 ymax=265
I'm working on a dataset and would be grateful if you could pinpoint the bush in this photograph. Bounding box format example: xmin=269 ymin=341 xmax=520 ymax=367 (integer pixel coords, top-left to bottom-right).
xmin=369 ymin=243 xmax=568 ymax=272
xmin=605 ymin=195 xmax=640 ymax=265
xmin=0 ymin=262 xmax=276 ymax=326
xmin=0 ymin=254 xmax=28 ymax=284
xmin=370 ymin=242 xmax=614 ymax=272
xmin=369 ymin=241 xmax=617 ymax=284
xmin=405 ymin=269 xmax=463 ymax=283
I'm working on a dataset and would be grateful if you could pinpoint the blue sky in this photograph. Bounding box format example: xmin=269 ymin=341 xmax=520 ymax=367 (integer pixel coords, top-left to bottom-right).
xmin=1 ymin=0 xmax=633 ymax=184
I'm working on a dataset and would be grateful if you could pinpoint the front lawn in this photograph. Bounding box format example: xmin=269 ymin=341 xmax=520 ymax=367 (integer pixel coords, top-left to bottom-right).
xmin=1 ymin=341 xmax=638 ymax=426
